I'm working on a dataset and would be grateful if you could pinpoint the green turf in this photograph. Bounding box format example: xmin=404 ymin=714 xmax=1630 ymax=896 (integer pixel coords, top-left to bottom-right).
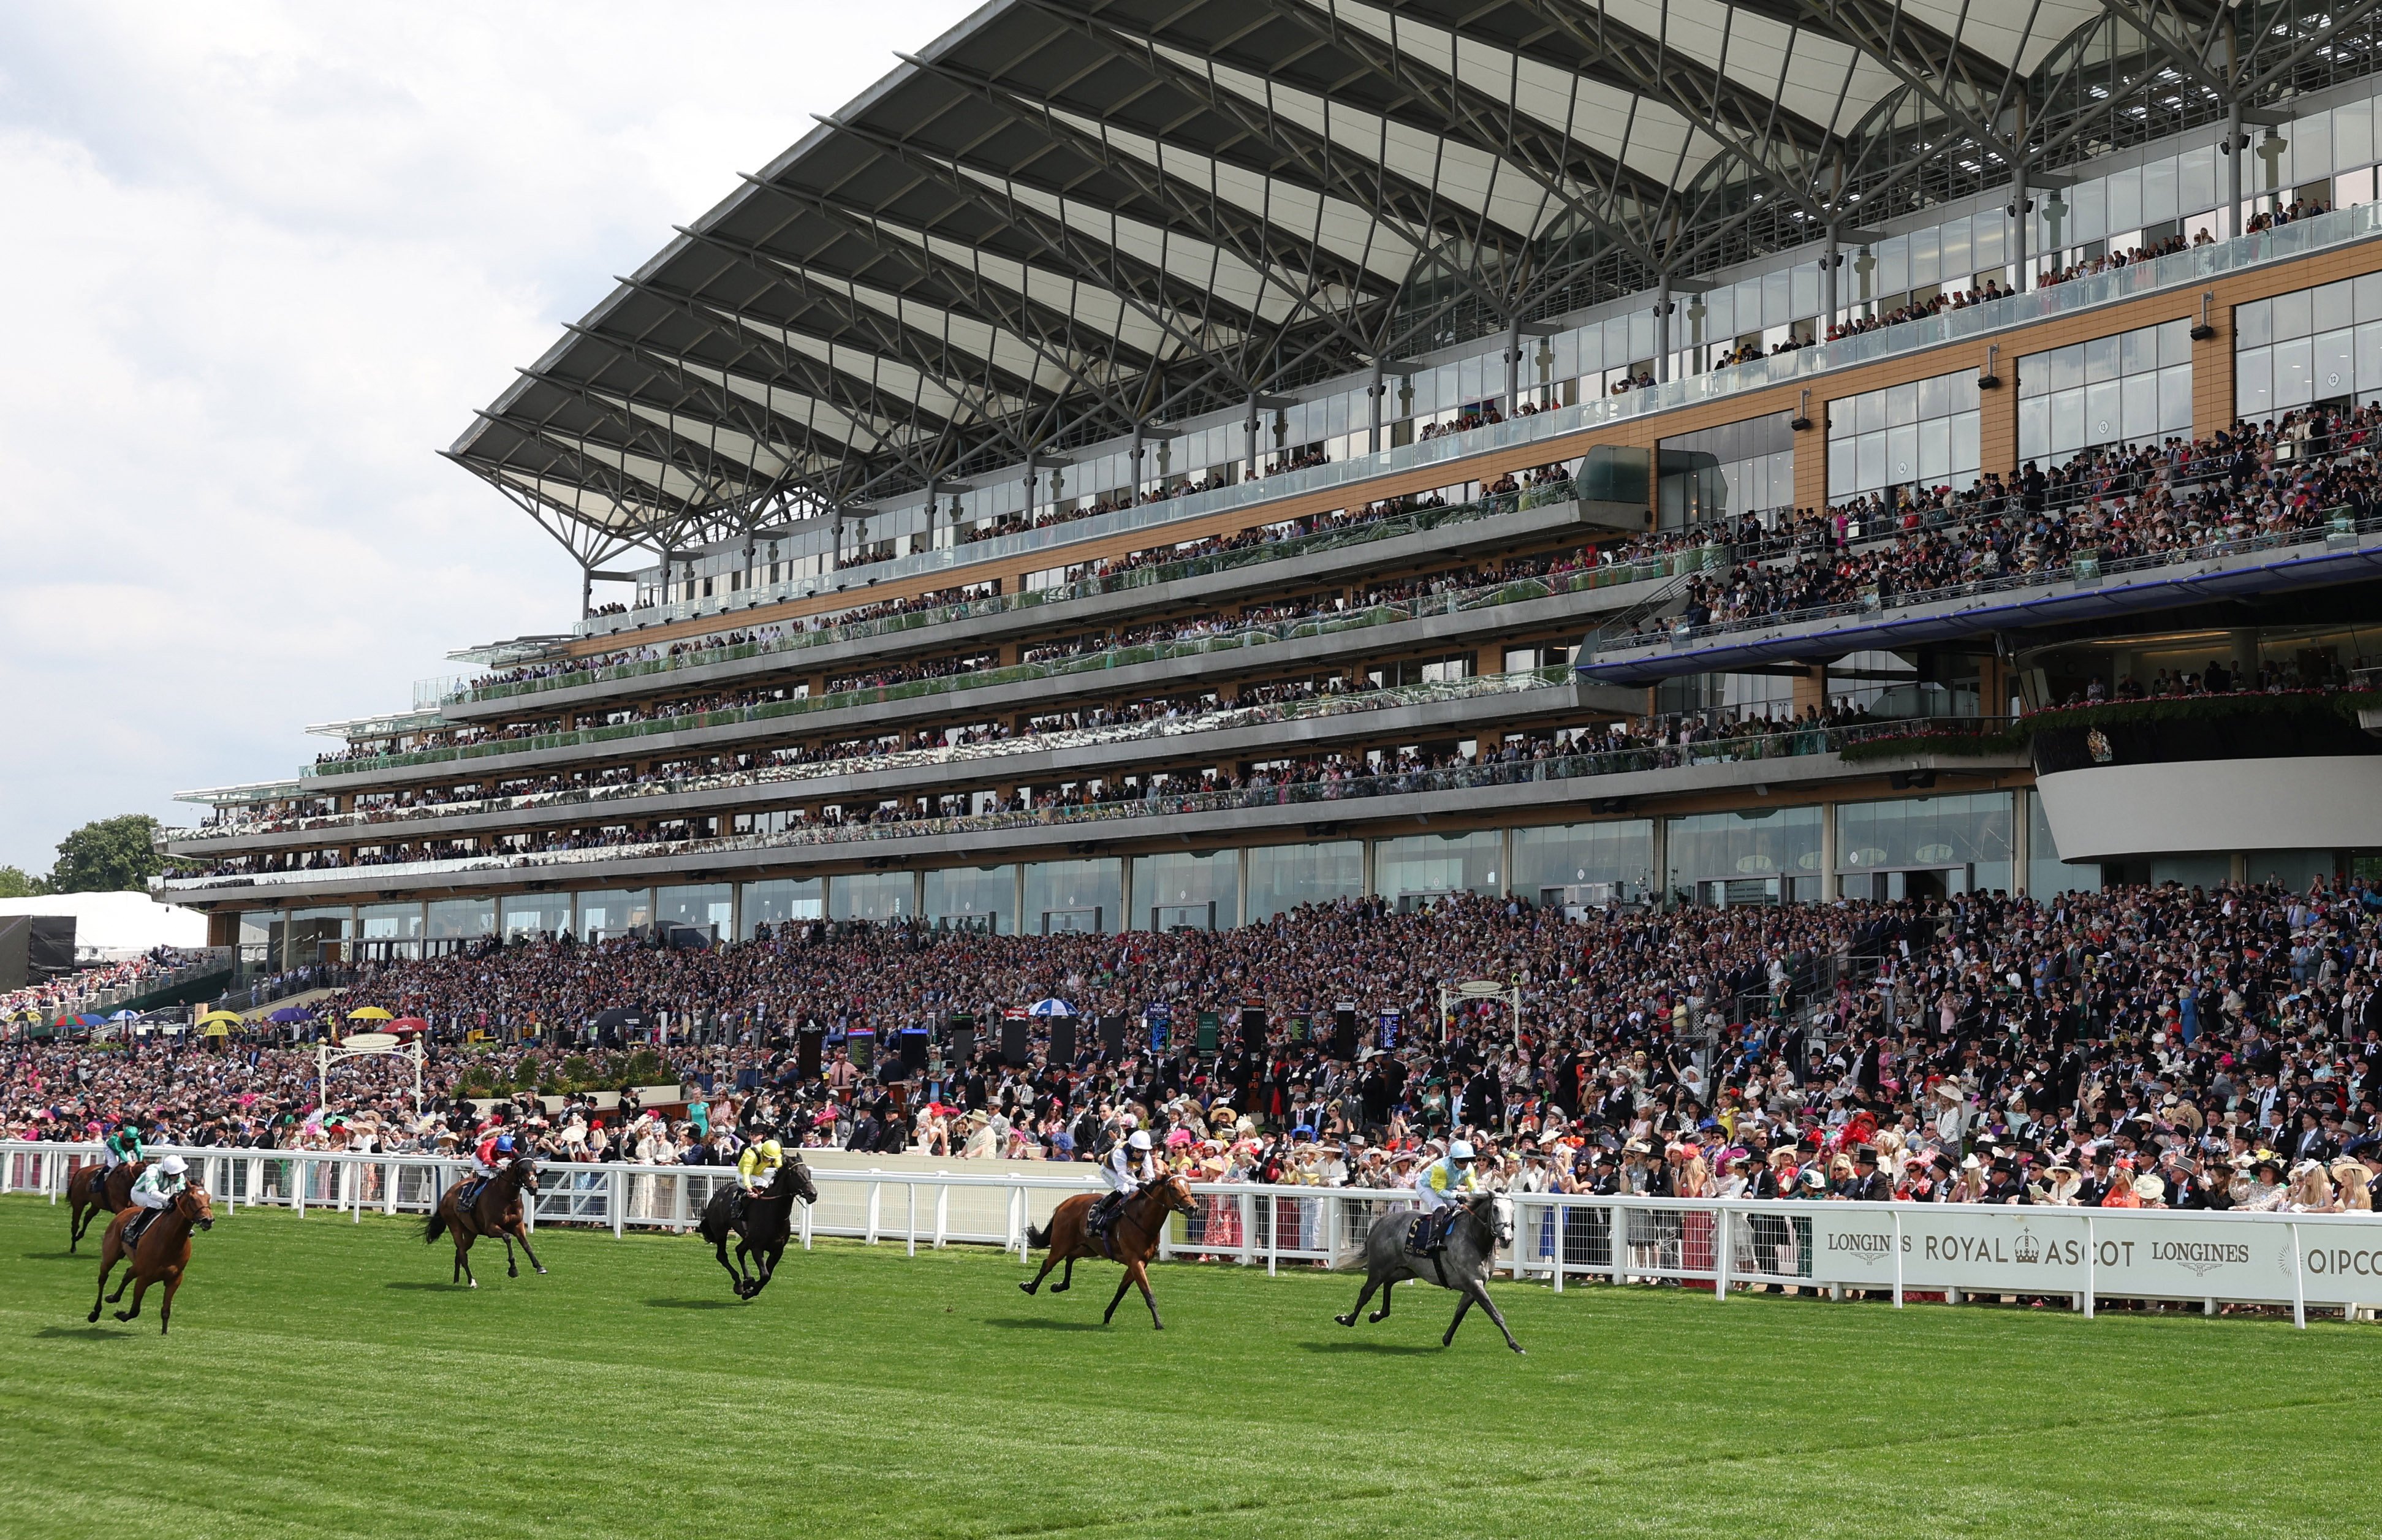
xmin=4 ymin=1195 xmax=2378 ymax=1540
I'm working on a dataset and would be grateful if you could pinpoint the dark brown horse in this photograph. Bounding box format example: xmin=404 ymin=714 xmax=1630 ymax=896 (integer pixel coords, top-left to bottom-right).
xmin=88 ymin=1185 xmax=214 ymax=1334
xmin=67 ymin=1159 xmax=149 ymax=1253
xmin=424 ymin=1158 xmax=545 ymax=1287
xmin=1018 ymin=1174 xmax=1198 ymax=1329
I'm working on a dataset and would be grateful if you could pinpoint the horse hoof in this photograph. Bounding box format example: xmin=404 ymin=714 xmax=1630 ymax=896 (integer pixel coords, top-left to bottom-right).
xmin=1511 ymin=1345 xmax=1527 ymax=1355
xmin=468 ymin=1280 xmax=477 ymax=1289
xmin=1018 ymin=1281 xmax=1036 ymax=1295
xmin=535 ymin=1268 xmax=547 ymax=1276
xmin=1334 ymin=1314 xmax=1354 ymax=1327
xmin=114 ymin=1311 xmax=130 ymax=1322
xmin=1368 ymin=1311 xmax=1389 ymax=1324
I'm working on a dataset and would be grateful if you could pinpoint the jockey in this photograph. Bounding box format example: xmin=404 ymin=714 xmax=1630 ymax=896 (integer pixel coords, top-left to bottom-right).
xmin=1412 ymin=1139 xmax=1481 ymax=1250
xmin=1088 ymin=1129 xmax=1157 ymax=1238
xmin=472 ymin=1130 xmax=517 ymax=1182
xmin=102 ymin=1119 xmax=146 ymax=1172
xmin=123 ymin=1155 xmax=188 ymax=1246
xmin=737 ymin=1138 xmax=786 ymax=1197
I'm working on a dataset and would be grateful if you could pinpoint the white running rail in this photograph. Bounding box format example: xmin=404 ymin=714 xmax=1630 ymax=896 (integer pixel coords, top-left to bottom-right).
xmin=9 ymin=1141 xmax=2378 ymax=1328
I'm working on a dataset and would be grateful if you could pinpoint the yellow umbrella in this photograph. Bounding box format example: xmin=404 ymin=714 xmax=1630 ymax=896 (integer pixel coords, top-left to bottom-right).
xmin=195 ymin=1009 xmax=243 ymax=1026
xmin=347 ymin=1007 xmax=394 ymax=1021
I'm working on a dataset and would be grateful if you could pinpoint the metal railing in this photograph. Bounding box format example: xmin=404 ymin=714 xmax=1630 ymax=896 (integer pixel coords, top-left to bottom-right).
xmin=572 ymin=203 xmax=2382 ymax=640
xmin=7 ymin=1142 xmax=2377 ymax=1326
xmin=156 ymin=713 xmax=2007 ymax=893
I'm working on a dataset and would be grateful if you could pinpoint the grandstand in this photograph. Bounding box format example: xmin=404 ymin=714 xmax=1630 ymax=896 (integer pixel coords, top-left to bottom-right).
xmin=151 ymin=0 xmax=2382 ymax=959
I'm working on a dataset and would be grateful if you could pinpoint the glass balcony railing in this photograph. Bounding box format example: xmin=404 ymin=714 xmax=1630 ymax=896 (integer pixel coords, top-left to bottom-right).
xmin=577 ymin=202 xmax=2382 ymax=640
xmin=455 ymin=476 xmax=1595 ymax=708
xmin=161 ymin=715 xmax=2009 ymax=893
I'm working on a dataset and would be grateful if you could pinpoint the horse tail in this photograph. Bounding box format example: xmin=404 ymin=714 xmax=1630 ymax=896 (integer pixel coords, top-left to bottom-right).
xmin=1024 ymin=1220 xmax=1050 ymax=1250
xmin=424 ymin=1204 xmax=448 ymax=1245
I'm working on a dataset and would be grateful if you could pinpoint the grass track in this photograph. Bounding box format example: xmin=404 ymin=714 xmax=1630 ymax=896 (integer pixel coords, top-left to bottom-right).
xmin=3 ymin=1195 xmax=2378 ymax=1539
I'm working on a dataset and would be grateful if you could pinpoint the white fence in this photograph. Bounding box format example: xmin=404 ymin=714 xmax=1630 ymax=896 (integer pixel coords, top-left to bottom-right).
xmin=9 ymin=1141 xmax=2380 ymax=1328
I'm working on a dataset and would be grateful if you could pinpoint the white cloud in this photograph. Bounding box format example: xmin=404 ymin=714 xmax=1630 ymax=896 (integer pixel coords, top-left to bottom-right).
xmin=0 ymin=0 xmax=979 ymax=872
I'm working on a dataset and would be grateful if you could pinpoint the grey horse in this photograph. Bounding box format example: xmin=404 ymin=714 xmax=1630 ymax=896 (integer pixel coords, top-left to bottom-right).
xmin=1335 ymin=1191 xmax=1524 ymax=1353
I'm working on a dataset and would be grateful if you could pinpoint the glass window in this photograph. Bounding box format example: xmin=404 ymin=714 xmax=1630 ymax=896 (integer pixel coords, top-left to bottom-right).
xmin=427 ymin=897 xmax=495 ymax=941
xmin=656 ymin=883 xmax=732 ymax=938
xmin=2274 ymin=335 xmax=2314 ymax=408
xmin=1837 ymin=793 xmax=2014 ymax=893
xmin=739 ymin=878 xmax=822 ymax=938
xmin=575 ymin=888 xmax=650 ymax=938
xmin=2273 ymin=286 xmax=2313 ymax=341
xmin=831 ymin=871 xmax=916 ymax=923
xmin=925 ymin=865 xmax=1017 ymax=935
xmin=2316 ymin=330 xmax=2355 ymax=401
xmin=500 ymin=893 xmax=571 ymax=941
xmin=1666 ymin=807 xmax=1823 ymax=904
xmin=285 ymin=906 xmax=349 ymax=969
xmin=2235 ymin=297 xmax=2272 ymax=348
xmin=2022 ymin=321 xmax=2193 ymax=465
xmin=2236 ymin=347 xmax=2273 ymax=418
xmin=1374 ymin=832 xmax=1502 ymax=901
xmin=1023 ymin=858 xmax=1121 ymax=934
xmin=357 ymin=902 xmax=422 ymax=941
xmin=2315 ymin=279 xmax=2354 ymax=333
xmin=1246 ymin=841 xmax=1363 ymax=921
xmin=1129 ymin=851 xmax=1238 ymax=931
xmin=1511 ymin=821 xmax=1655 ymax=905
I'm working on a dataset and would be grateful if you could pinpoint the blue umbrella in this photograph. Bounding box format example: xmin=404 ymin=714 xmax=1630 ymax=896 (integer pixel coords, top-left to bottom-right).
xmin=268 ymin=1006 xmax=313 ymax=1024
xmin=107 ymin=1010 xmax=140 ymax=1023
xmin=1026 ymin=998 xmax=1075 ymax=1017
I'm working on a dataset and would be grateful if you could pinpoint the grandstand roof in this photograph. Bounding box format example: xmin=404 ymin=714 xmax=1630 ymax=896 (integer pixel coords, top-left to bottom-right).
xmin=448 ymin=0 xmax=2370 ymax=567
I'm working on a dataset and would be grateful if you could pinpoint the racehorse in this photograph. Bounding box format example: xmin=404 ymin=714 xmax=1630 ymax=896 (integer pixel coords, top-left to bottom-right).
xmin=1018 ymin=1174 xmax=1199 ymax=1330
xmin=695 ymin=1158 xmax=820 ymax=1299
xmin=1335 ymin=1192 xmax=1525 ymax=1352
xmin=67 ymin=1159 xmax=149 ymax=1254
xmin=424 ymin=1158 xmax=545 ymax=1287
xmin=88 ymin=1185 xmax=214 ymax=1334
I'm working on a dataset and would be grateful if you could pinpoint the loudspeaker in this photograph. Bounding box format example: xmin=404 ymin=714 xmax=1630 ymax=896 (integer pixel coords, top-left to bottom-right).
xmin=1238 ymin=1005 xmax=1266 ymax=1051
xmin=1000 ymin=1016 xmax=1030 ymax=1065
xmin=948 ymin=1026 xmax=974 ymax=1068
xmin=1333 ymin=1003 xmax=1357 ymax=1058
xmin=1047 ymin=1018 xmax=1076 ymax=1064
xmin=898 ymin=1028 xmax=930 ymax=1073
xmin=1098 ymin=1013 xmax=1126 ymax=1059
xmin=797 ymin=1026 xmax=825 ymax=1079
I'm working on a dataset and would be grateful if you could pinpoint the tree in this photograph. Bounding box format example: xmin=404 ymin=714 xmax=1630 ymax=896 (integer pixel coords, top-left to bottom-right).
xmin=46 ymin=814 xmax=166 ymax=895
xmin=0 ymin=865 xmax=44 ymax=898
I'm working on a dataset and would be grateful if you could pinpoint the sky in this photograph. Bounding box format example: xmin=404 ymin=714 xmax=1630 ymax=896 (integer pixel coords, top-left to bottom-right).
xmin=0 ymin=0 xmax=981 ymax=875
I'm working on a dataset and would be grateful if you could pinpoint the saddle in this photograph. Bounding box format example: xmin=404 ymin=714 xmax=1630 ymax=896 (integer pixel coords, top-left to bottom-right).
xmin=123 ymin=1207 xmax=159 ymax=1248
xmin=458 ymin=1175 xmax=489 ymax=1213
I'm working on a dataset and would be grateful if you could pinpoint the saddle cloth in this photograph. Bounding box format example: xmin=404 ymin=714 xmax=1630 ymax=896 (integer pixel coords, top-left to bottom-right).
xmin=1404 ymin=1210 xmax=1452 ymax=1257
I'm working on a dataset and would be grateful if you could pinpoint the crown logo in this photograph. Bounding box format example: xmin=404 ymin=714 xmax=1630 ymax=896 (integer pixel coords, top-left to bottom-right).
xmin=2012 ymin=1228 xmax=2043 ymax=1265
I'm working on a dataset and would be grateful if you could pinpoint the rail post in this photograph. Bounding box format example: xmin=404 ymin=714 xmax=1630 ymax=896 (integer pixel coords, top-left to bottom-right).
xmin=612 ymin=1168 xmax=625 ymax=1238
xmin=2290 ymin=1222 xmax=2305 ymax=1330
xmin=1713 ymin=1206 xmax=1730 ymax=1300
xmin=934 ymin=1181 xmax=949 ymax=1249
xmin=1891 ymin=1210 xmax=1904 ymax=1308
xmin=907 ymin=1180 xmax=919 ymax=1257
xmin=2083 ymin=1217 xmax=2096 ymax=1320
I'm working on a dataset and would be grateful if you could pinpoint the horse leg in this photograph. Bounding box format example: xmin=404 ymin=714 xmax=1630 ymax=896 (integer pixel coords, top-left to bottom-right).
xmin=1469 ymin=1280 xmax=1525 ymax=1354
xmin=1051 ymin=1256 xmax=1075 ymax=1294
xmin=503 ymin=1234 xmax=519 ymax=1278
xmin=1370 ymin=1277 xmax=1398 ymax=1324
xmin=732 ymin=1240 xmax=757 ymax=1297
xmin=456 ymin=1234 xmax=477 ymax=1288
xmin=88 ymin=1251 xmax=117 ymax=1324
xmin=1128 ymin=1258 xmax=1163 ymax=1330
xmin=115 ymin=1273 xmax=151 ymax=1324
xmin=107 ymin=1246 xmax=137 ymax=1302
xmin=1018 ymin=1244 xmax=1064 ymax=1296
xmin=512 ymin=1226 xmax=547 ymax=1276
xmin=1440 ymin=1292 xmax=1474 ymax=1347
xmin=1101 ymin=1266 xmax=1135 ymax=1324
xmin=1335 ymin=1272 xmax=1381 ymax=1327
xmin=713 ymin=1235 xmax=746 ymax=1295
xmin=158 ymin=1272 xmax=182 ymax=1336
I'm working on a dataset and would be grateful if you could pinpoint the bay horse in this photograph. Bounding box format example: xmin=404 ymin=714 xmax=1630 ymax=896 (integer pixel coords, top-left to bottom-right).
xmin=1018 ymin=1174 xmax=1198 ymax=1330
xmin=695 ymin=1158 xmax=820 ymax=1299
xmin=88 ymin=1185 xmax=214 ymax=1334
xmin=68 ymin=1159 xmax=149 ymax=1253
xmin=1335 ymin=1193 xmax=1524 ymax=1352
xmin=424 ymin=1158 xmax=545 ymax=1286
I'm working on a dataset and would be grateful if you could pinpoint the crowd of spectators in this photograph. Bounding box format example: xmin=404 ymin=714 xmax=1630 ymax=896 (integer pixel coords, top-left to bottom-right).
xmin=13 ymin=881 xmax=2382 ymax=1255
xmin=0 ymin=947 xmax=217 ymax=1023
